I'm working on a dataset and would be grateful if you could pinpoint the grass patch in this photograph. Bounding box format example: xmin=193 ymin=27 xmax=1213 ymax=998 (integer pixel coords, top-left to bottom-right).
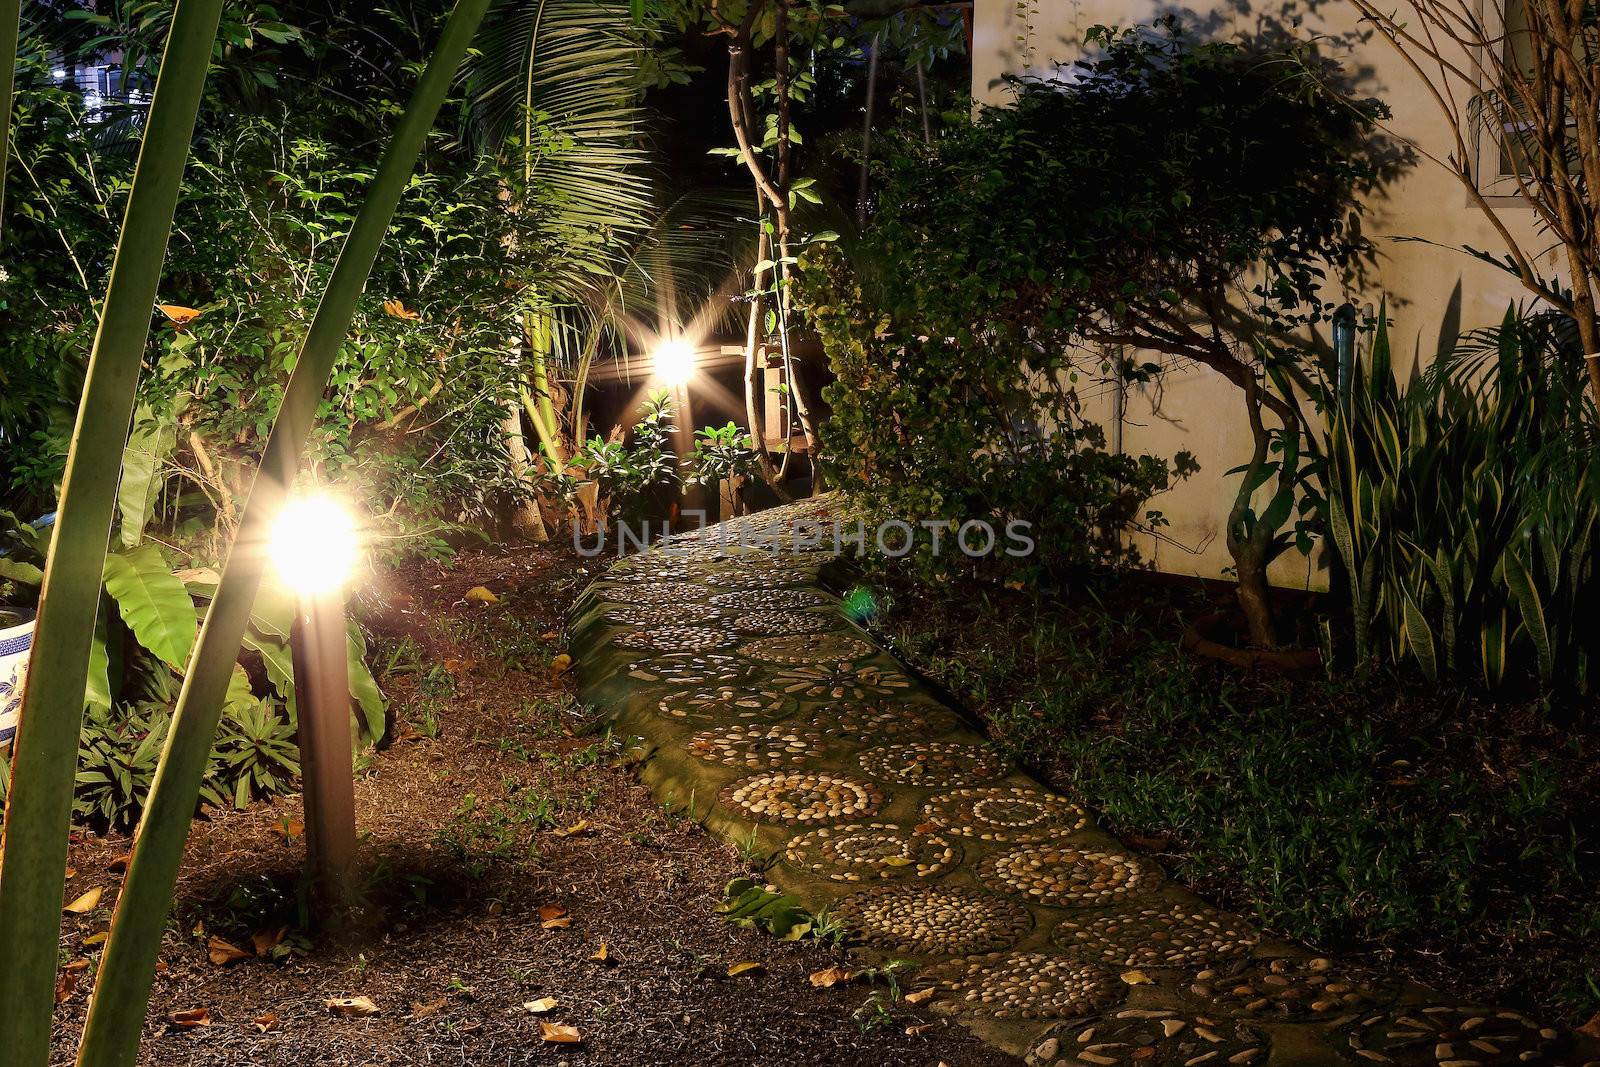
xmin=869 ymin=569 xmax=1600 ymax=1025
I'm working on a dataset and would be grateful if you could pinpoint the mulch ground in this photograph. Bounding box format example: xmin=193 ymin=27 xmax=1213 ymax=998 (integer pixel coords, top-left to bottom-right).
xmin=48 ymin=543 xmax=1009 ymax=1066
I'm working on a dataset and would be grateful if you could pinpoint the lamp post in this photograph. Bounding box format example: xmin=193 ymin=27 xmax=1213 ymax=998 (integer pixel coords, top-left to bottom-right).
xmin=268 ymin=491 xmax=362 ymax=923
xmin=653 ymin=338 xmax=701 ymax=517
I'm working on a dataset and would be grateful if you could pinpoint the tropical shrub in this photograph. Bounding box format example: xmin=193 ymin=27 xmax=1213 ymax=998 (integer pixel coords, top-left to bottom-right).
xmin=578 ymin=391 xmax=682 ymax=526
xmin=798 ymin=247 xmax=1189 ymax=583
xmin=840 ymin=18 xmax=1398 ymax=632
xmin=1324 ymin=310 xmax=1600 ymax=691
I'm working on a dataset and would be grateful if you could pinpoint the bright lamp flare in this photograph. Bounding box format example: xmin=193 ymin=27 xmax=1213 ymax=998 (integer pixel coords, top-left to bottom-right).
xmin=269 ymin=491 xmax=362 ymax=595
xmin=652 ymin=338 xmax=696 ymax=386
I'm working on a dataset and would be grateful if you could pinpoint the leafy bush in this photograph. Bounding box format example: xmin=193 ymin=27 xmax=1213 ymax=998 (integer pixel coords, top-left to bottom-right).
xmin=798 ymin=248 xmax=1188 ymax=582
xmin=828 ymin=19 xmax=1397 ymax=631
xmin=578 ymin=391 xmax=682 ymax=525
xmin=1324 ymin=310 xmax=1600 ymax=691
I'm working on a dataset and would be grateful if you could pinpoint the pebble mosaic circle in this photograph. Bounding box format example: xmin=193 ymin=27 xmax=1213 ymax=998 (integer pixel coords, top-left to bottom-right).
xmin=1339 ymin=1005 xmax=1559 ymax=1065
xmin=1051 ymin=904 xmax=1258 ymax=969
xmin=611 ymin=625 xmax=737 ymax=653
xmin=783 ymin=822 xmax=960 ymax=882
xmin=718 ymin=771 xmax=885 ymax=825
xmin=593 ymin=580 xmax=709 ymax=606
xmin=687 ymin=723 xmax=824 ymax=769
xmin=603 ymin=561 xmax=709 ymax=582
xmin=708 ymin=588 xmax=834 ymax=611
xmin=804 ymin=703 xmax=962 ymax=742
xmin=770 ymin=662 xmax=915 ymax=702
xmin=833 ymin=885 xmax=1033 ymax=956
xmin=626 ymin=652 xmax=755 ymax=688
xmin=655 ymin=686 xmax=797 ymax=725
xmin=601 ymin=603 xmax=726 ymax=628
xmin=729 ymin=610 xmax=837 ymax=636
xmin=857 ymin=740 xmax=1010 ymax=786
xmin=739 ymin=633 xmax=879 ymax=665
xmin=979 ymin=845 xmax=1162 ymax=908
xmin=1186 ymin=955 xmax=1395 ymax=1021
xmin=702 ymin=566 xmax=815 ymax=589
xmin=1026 ymin=1011 xmax=1269 ymax=1067
xmin=924 ymin=952 xmax=1125 ymax=1020
xmin=922 ymin=787 xmax=1089 ymax=843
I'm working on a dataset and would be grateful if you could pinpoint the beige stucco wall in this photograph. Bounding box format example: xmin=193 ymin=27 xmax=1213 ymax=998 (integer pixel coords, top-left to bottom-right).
xmin=973 ymin=0 xmax=1565 ymax=588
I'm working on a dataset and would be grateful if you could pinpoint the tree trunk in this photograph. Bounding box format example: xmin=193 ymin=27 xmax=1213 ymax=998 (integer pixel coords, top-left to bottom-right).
xmin=500 ymin=400 xmax=548 ymax=542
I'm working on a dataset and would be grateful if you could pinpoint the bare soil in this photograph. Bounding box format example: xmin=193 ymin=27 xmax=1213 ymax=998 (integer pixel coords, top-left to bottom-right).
xmin=49 ymin=544 xmax=1009 ymax=1066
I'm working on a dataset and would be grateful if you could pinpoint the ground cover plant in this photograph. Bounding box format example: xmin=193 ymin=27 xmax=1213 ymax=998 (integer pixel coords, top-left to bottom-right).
xmin=865 ymin=567 xmax=1600 ymax=1027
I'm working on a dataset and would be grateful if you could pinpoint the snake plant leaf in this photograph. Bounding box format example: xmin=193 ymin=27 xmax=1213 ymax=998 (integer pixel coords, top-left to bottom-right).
xmin=1402 ymin=592 xmax=1437 ymax=682
xmin=1501 ymin=548 xmax=1552 ymax=683
xmin=1480 ymin=607 xmax=1508 ymax=689
xmin=103 ymin=545 xmax=197 ymax=672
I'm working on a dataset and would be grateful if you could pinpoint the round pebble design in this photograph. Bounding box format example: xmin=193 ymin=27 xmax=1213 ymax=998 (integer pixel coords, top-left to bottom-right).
xmin=730 ymin=610 xmax=839 ymax=637
xmin=1184 ymin=955 xmax=1394 ymax=1021
xmin=857 ymin=741 xmax=1009 ymax=786
xmin=1026 ymin=1011 xmax=1269 ymax=1067
xmin=626 ymin=652 xmax=754 ymax=688
xmin=1052 ymin=904 xmax=1258 ymax=969
xmin=739 ymin=633 xmax=879 ymax=665
xmin=1339 ymin=1005 xmax=1559 ymax=1065
xmin=611 ymin=625 xmax=737 ymax=653
xmin=702 ymin=566 xmax=814 ymax=590
xmin=924 ymin=952 xmax=1125 ymax=1020
xmin=783 ymin=822 xmax=960 ymax=882
xmin=594 ymin=580 xmax=709 ymax=606
xmin=770 ymin=662 xmax=915 ymax=702
xmin=833 ymin=884 xmax=1033 ymax=956
xmin=687 ymin=723 xmax=823 ymax=768
xmin=979 ymin=845 xmax=1161 ymax=908
xmin=708 ymin=588 xmax=834 ymax=611
xmin=655 ymin=686 xmax=796 ymax=725
xmin=922 ymin=787 xmax=1089 ymax=842
xmin=718 ymin=771 xmax=885 ymax=825
xmin=804 ymin=703 xmax=962 ymax=742
xmin=602 ymin=602 xmax=726 ymax=628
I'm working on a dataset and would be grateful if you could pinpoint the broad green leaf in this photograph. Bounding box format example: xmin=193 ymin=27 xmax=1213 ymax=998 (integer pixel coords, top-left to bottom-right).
xmin=116 ymin=407 xmax=174 ymax=549
xmin=1402 ymin=593 xmax=1437 ymax=682
xmin=0 ymin=558 xmax=43 ymax=586
xmin=102 ymin=545 xmax=196 ymax=670
xmin=1502 ymin=548 xmax=1552 ymax=684
xmin=347 ymin=623 xmax=385 ymax=741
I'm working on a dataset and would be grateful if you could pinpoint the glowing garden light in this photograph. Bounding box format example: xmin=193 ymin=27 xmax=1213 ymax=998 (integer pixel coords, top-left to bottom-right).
xmin=652 ymin=337 xmax=696 ymax=386
xmin=268 ymin=490 xmax=362 ymax=594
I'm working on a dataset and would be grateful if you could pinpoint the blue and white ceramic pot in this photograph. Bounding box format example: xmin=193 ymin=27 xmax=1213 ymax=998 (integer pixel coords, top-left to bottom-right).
xmin=0 ymin=608 xmax=35 ymax=748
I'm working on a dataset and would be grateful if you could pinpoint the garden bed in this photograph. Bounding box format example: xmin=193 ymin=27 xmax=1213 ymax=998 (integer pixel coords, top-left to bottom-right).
xmin=46 ymin=544 xmax=1001 ymax=1066
xmin=864 ymin=565 xmax=1600 ymax=1031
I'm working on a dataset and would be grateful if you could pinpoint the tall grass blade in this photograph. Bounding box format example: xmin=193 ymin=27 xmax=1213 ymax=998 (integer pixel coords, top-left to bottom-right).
xmin=0 ymin=5 xmax=225 ymax=1063
xmin=75 ymin=4 xmax=492 ymax=1063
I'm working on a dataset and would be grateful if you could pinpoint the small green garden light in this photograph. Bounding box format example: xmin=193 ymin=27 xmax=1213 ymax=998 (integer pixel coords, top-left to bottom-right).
xmin=269 ymin=490 xmax=362 ymax=922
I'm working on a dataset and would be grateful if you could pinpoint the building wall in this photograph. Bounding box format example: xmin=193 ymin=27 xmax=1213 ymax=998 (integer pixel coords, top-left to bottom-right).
xmin=972 ymin=0 xmax=1564 ymax=587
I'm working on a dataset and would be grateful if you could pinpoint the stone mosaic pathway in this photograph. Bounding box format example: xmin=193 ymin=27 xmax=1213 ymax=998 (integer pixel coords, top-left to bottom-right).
xmin=569 ymin=498 xmax=1599 ymax=1067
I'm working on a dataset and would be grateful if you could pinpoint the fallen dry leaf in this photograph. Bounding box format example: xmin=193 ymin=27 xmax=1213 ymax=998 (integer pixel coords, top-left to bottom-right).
xmin=538 ymin=1022 xmax=582 ymax=1044
xmin=167 ymin=1007 xmax=212 ymax=1030
xmin=903 ymin=987 xmax=937 ymax=1004
xmin=252 ymin=1013 xmax=278 ymax=1033
xmin=54 ymin=971 xmax=79 ymax=1005
xmin=809 ymin=966 xmax=855 ymax=988
xmin=272 ymin=817 xmax=304 ymax=840
xmin=65 ymin=866 xmax=76 ymax=879
xmin=463 ymin=585 xmax=499 ymax=604
xmin=537 ymin=903 xmax=567 ymax=923
xmin=158 ymin=304 xmax=204 ymax=326
xmin=1578 ymin=1013 xmax=1600 ymax=1041
xmin=82 ymin=931 xmax=108 ymax=947
xmin=552 ymin=819 xmax=590 ymax=838
xmin=541 ymin=916 xmax=572 ymax=930
xmin=1120 ymin=969 xmax=1154 ymax=986
xmin=727 ymin=960 xmax=764 ymax=977
xmin=64 ymin=887 xmax=102 ymax=914
xmin=325 ymin=996 xmax=379 ymax=1017
xmin=382 ymin=298 xmax=420 ymax=321
xmin=588 ymin=942 xmax=610 ymax=963
xmin=411 ymin=998 xmax=447 ymax=1019
xmin=523 ymin=997 xmax=559 ymax=1014
xmin=62 ymin=959 xmax=90 ymax=973
xmin=540 ymin=630 xmax=559 ymax=640
xmin=251 ymin=925 xmax=288 ymax=956
xmin=549 ymin=653 xmax=573 ymax=676
xmin=905 ymin=1022 xmax=938 ymax=1036
xmin=106 ymin=854 xmax=130 ymax=874
xmin=207 ymin=937 xmax=251 ymax=966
